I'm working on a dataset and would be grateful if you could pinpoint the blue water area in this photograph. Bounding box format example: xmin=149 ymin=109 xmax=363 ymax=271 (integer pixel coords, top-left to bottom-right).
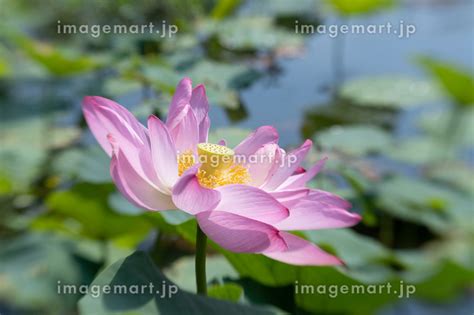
xmin=208 ymin=0 xmax=474 ymax=146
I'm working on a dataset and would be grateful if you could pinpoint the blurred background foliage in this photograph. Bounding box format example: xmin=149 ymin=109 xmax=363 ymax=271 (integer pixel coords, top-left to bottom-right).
xmin=0 ymin=0 xmax=473 ymax=314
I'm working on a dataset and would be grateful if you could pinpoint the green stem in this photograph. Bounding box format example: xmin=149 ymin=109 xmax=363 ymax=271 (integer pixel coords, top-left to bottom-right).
xmin=195 ymin=224 xmax=208 ymax=295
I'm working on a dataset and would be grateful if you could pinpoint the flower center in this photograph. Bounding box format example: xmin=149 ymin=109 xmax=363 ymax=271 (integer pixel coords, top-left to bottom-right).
xmin=177 ymin=143 xmax=250 ymax=189
xmin=197 ymin=143 xmax=234 ymax=174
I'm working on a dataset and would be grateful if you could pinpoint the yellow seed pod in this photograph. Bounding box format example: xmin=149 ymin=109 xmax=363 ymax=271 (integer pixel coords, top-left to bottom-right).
xmin=197 ymin=143 xmax=234 ymax=174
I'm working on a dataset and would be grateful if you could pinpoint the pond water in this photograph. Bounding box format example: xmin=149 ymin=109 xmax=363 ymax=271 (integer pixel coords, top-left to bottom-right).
xmin=208 ymin=0 xmax=474 ymax=146
xmin=2 ymin=1 xmax=471 ymax=150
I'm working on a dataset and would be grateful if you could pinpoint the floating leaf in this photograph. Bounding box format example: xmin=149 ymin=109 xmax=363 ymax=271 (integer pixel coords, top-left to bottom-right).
xmin=305 ymin=229 xmax=391 ymax=269
xmin=53 ymin=146 xmax=111 ymax=183
xmin=315 ymin=125 xmax=392 ymax=156
xmin=164 ymin=256 xmax=238 ymax=292
xmin=376 ymin=175 xmax=473 ymax=234
xmin=0 ymin=233 xmax=95 ymax=314
xmin=41 ymin=183 xmax=153 ymax=245
xmin=202 ymin=17 xmax=303 ymax=52
xmin=418 ymin=108 xmax=474 ymax=148
xmin=340 ymin=76 xmax=441 ymax=109
xmin=426 ymin=162 xmax=474 ymax=195
xmin=103 ymin=78 xmax=143 ymax=97
xmin=78 ymin=251 xmax=274 ymax=315
xmin=386 ymin=137 xmax=448 ymax=164
xmin=185 ymin=60 xmax=260 ymax=109
xmin=0 ymin=114 xmax=79 ymax=192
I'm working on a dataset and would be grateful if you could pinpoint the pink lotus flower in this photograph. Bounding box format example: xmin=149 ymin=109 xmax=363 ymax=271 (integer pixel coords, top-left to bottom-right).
xmin=83 ymin=77 xmax=361 ymax=266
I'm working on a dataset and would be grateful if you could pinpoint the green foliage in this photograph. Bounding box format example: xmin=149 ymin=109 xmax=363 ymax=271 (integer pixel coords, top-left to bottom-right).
xmin=78 ymin=251 xmax=275 ymax=314
xmin=376 ymin=175 xmax=473 ymax=234
xmin=418 ymin=56 xmax=474 ymax=107
xmin=0 ymin=112 xmax=79 ymax=193
xmin=40 ymin=183 xmax=153 ymax=245
xmin=0 ymin=233 xmax=97 ymax=314
xmin=327 ymin=0 xmax=395 ymax=16
xmin=14 ymin=35 xmax=101 ymax=76
xmin=208 ymin=283 xmax=244 ymax=302
xmin=53 ymin=146 xmax=111 ymax=184
xmin=211 ymin=0 xmax=242 ymax=20
xmin=0 ymin=55 xmax=10 ymax=77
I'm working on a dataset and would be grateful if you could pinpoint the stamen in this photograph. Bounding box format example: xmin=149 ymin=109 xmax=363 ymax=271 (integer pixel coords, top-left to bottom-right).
xmin=177 ymin=144 xmax=250 ymax=189
xmin=177 ymin=151 xmax=195 ymax=176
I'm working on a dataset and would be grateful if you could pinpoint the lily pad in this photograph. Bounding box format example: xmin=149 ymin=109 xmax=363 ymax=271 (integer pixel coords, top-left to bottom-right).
xmin=340 ymin=76 xmax=441 ymax=109
xmin=0 ymin=233 xmax=95 ymax=314
xmin=53 ymin=146 xmax=111 ymax=183
xmin=78 ymin=251 xmax=274 ymax=315
xmin=386 ymin=137 xmax=449 ymax=164
xmin=426 ymin=162 xmax=474 ymax=195
xmin=185 ymin=60 xmax=260 ymax=109
xmin=417 ymin=108 xmax=474 ymax=148
xmin=164 ymin=256 xmax=238 ymax=292
xmin=201 ymin=17 xmax=303 ymax=52
xmin=315 ymin=125 xmax=392 ymax=156
xmin=376 ymin=175 xmax=473 ymax=234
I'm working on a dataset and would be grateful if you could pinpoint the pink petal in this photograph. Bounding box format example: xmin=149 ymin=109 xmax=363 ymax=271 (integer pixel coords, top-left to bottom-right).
xmin=269 ymin=188 xmax=310 ymax=208
xmin=307 ymin=189 xmax=352 ymax=210
xmin=83 ymin=96 xmax=164 ymax=191
xmin=110 ymin=149 xmax=174 ymax=211
xmin=274 ymin=199 xmax=361 ymax=231
xmin=263 ymin=232 xmax=343 ymax=266
xmin=218 ymin=139 xmax=227 ymax=146
xmin=198 ymin=115 xmax=210 ymax=143
xmin=276 ymin=173 xmax=305 ymax=190
xmin=166 ymin=79 xmax=210 ymax=144
xmin=166 ymin=77 xmax=192 ymax=127
xmin=215 ymin=184 xmax=289 ymax=224
xmin=167 ymin=104 xmax=199 ymax=154
xmin=190 ymin=84 xmax=209 ymax=123
xmin=190 ymin=85 xmax=210 ymax=143
xmin=279 ymin=157 xmax=328 ymax=190
xmin=82 ymin=96 xmax=148 ymax=156
xmin=263 ymin=140 xmax=312 ymax=191
xmin=196 ymin=211 xmax=287 ymax=253
xmin=172 ymin=165 xmax=221 ymax=214
xmin=248 ymin=144 xmax=281 ymax=187
xmin=233 ymin=126 xmax=279 ymax=157
xmin=147 ymin=115 xmax=178 ymax=190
